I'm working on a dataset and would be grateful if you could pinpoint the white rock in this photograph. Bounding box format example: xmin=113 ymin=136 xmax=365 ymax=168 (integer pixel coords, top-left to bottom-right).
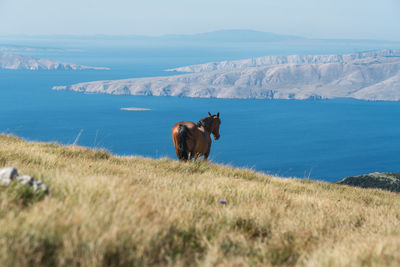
xmin=16 ymin=175 xmax=49 ymax=194
xmin=0 ymin=167 xmax=49 ymax=194
xmin=0 ymin=167 xmax=19 ymax=185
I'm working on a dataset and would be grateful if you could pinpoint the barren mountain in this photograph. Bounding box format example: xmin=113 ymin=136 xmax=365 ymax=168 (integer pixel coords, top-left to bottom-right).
xmin=53 ymin=49 xmax=400 ymax=101
xmin=0 ymin=52 xmax=109 ymax=70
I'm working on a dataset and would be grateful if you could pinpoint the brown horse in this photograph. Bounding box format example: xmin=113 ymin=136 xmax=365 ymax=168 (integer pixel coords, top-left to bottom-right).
xmin=172 ymin=112 xmax=221 ymax=161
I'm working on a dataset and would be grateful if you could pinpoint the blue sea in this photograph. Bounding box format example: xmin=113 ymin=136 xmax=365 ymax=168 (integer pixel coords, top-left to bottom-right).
xmin=1 ymin=39 xmax=400 ymax=182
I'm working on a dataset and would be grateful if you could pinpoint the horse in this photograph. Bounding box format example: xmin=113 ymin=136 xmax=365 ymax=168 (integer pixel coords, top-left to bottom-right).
xmin=172 ymin=112 xmax=221 ymax=161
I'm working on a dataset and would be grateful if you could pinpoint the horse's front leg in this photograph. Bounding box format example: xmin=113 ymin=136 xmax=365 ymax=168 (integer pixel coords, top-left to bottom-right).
xmin=193 ymin=152 xmax=200 ymax=161
xmin=188 ymin=151 xmax=194 ymax=161
xmin=203 ymin=141 xmax=211 ymax=161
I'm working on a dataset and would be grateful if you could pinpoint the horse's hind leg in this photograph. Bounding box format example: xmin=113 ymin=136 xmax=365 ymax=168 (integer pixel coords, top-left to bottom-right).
xmin=186 ymin=139 xmax=195 ymax=161
xmin=176 ymin=148 xmax=189 ymax=161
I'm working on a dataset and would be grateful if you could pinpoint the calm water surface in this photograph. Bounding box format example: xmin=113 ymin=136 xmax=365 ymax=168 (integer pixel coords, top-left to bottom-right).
xmin=1 ymin=45 xmax=400 ymax=181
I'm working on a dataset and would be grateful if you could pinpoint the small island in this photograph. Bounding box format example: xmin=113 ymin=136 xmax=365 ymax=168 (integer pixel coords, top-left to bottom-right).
xmin=120 ymin=107 xmax=151 ymax=111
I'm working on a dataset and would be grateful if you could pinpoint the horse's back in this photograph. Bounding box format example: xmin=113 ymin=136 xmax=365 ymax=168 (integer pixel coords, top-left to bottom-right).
xmin=172 ymin=121 xmax=196 ymax=131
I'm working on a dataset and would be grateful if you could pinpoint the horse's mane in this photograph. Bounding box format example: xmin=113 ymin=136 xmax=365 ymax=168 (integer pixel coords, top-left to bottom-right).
xmin=197 ymin=116 xmax=213 ymax=132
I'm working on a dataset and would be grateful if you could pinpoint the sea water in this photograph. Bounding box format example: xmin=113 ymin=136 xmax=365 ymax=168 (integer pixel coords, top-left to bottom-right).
xmin=1 ymin=43 xmax=400 ymax=182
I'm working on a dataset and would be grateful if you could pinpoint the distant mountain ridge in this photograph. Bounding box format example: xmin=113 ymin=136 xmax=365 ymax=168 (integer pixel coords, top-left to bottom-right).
xmin=167 ymin=49 xmax=400 ymax=73
xmin=0 ymin=30 xmax=305 ymax=43
xmin=159 ymin=29 xmax=305 ymax=42
xmin=0 ymin=52 xmax=109 ymax=70
xmin=53 ymin=49 xmax=400 ymax=101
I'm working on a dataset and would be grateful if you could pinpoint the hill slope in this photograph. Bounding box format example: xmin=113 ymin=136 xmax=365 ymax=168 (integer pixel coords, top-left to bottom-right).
xmin=337 ymin=172 xmax=400 ymax=193
xmin=1 ymin=134 xmax=400 ymax=266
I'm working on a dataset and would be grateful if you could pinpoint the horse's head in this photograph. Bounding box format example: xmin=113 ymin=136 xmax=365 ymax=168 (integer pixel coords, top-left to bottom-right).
xmin=208 ymin=112 xmax=221 ymax=140
xmin=197 ymin=112 xmax=222 ymax=140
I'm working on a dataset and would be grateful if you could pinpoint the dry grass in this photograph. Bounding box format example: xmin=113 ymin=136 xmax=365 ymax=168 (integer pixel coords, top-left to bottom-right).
xmin=1 ymin=134 xmax=400 ymax=266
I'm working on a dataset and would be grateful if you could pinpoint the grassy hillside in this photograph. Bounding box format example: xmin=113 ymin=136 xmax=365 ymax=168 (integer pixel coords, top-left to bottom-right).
xmin=1 ymin=134 xmax=400 ymax=266
xmin=337 ymin=172 xmax=400 ymax=193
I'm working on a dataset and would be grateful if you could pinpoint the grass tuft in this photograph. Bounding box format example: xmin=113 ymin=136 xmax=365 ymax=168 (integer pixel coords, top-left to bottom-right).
xmin=2 ymin=182 xmax=46 ymax=207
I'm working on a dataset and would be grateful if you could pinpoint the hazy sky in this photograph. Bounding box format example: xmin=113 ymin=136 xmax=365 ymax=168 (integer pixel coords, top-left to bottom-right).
xmin=0 ymin=0 xmax=399 ymax=40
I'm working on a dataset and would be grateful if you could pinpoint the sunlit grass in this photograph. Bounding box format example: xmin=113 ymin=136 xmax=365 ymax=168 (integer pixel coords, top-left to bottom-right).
xmin=0 ymin=134 xmax=400 ymax=266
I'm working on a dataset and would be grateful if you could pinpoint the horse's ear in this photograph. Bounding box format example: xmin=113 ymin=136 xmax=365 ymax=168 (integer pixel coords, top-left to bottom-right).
xmin=217 ymin=112 xmax=220 ymax=118
xmin=208 ymin=112 xmax=212 ymax=117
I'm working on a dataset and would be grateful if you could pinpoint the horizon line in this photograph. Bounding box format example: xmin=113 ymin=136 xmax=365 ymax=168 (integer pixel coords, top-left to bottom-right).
xmin=0 ymin=29 xmax=399 ymax=43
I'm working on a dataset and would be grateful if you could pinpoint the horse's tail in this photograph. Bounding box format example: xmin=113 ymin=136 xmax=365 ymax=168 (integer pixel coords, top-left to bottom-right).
xmin=177 ymin=124 xmax=190 ymax=160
